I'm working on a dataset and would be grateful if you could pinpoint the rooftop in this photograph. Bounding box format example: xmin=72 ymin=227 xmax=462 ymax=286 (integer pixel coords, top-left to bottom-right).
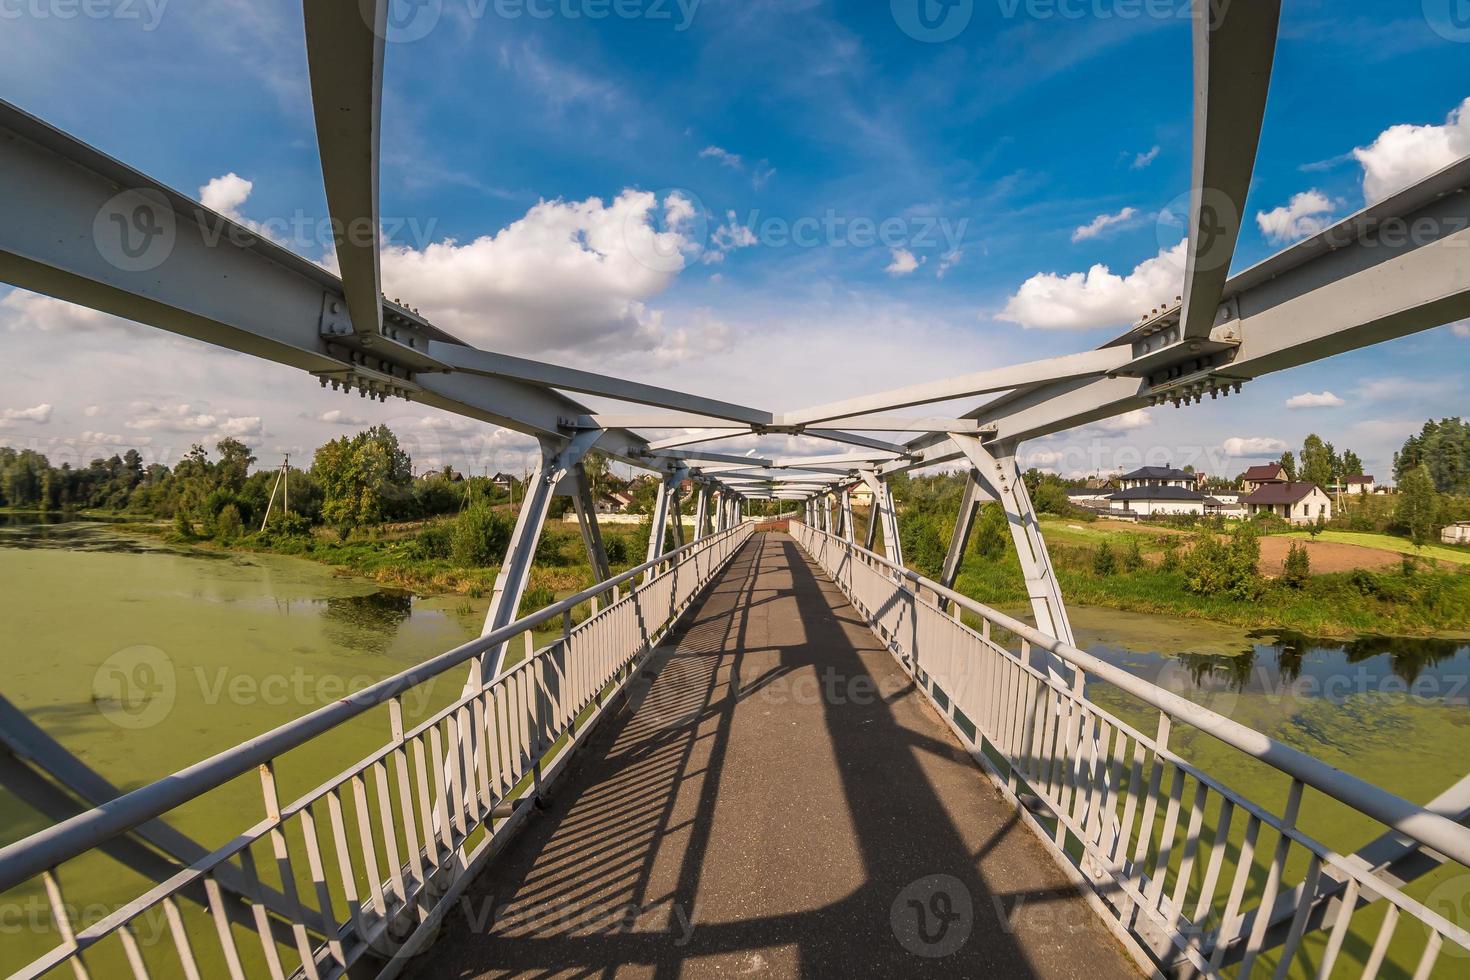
xmin=1242 ymin=481 xmax=1324 ymax=505
xmin=1120 ymin=466 xmax=1196 ymax=481
xmin=1108 ymin=486 xmax=1208 ymax=502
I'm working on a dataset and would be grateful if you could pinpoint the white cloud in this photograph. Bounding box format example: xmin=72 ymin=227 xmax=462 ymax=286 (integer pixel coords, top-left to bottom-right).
xmin=0 ymin=292 xmax=132 ymax=334
xmin=83 ymin=405 xmax=102 ymax=417
xmin=1132 ymin=146 xmax=1161 ymax=170
xmin=379 ymin=189 xmax=722 ymax=363
xmin=1256 ymin=190 xmax=1336 ymax=245
xmin=706 ymin=211 xmax=759 ymax=262
xmin=200 ymin=173 xmax=254 ymax=219
xmin=1353 ymin=97 xmax=1470 ymax=204
xmin=936 ymin=249 xmax=963 ymax=279
xmin=0 ymin=404 xmax=52 ymax=428
xmin=125 ymin=402 xmax=263 ymax=438
xmin=1072 ymin=206 xmax=1139 ymax=243
xmin=885 ymin=248 xmax=923 ymax=276
xmin=998 ymin=239 xmax=1185 ymax=331
xmin=1452 ymin=321 xmax=1469 ymax=338
xmin=1285 ymin=390 xmax=1345 ymax=410
xmin=1223 ymin=436 xmax=1288 ymax=457
xmin=317 ymin=409 xmax=370 ymax=426
xmin=699 ymin=145 xmax=743 ymax=169
xmin=1096 ymin=409 xmax=1153 ymax=432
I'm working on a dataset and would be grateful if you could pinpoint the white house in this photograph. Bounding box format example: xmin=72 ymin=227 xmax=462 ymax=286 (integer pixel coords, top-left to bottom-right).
xmin=1444 ymin=522 xmax=1470 ymax=546
xmin=1117 ymin=466 xmax=1198 ymax=491
xmin=1242 ymin=482 xmax=1333 ymax=525
xmin=1108 ymin=486 xmax=1208 ymax=517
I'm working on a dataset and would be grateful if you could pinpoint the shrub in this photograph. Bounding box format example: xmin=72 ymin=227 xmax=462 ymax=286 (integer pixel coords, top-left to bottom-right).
xmin=174 ymin=510 xmax=195 ymax=539
xmin=536 ymin=529 xmax=573 ymax=567
xmin=414 ymin=521 xmax=454 ymax=560
xmin=1120 ymin=535 xmax=1145 ymax=572
xmin=1092 ymin=542 xmax=1118 ymax=577
xmin=214 ymin=503 xmax=243 ymax=541
xmin=263 ymin=512 xmax=312 ymax=538
xmin=971 ymin=502 xmax=1010 ymax=560
xmin=605 ymin=535 xmax=629 ymax=565
xmin=1282 ymin=542 xmax=1311 ymax=588
xmin=1160 ymin=536 xmax=1182 ymax=573
xmin=451 ymin=503 xmax=511 ymax=567
xmin=1182 ymin=525 xmax=1262 ymax=600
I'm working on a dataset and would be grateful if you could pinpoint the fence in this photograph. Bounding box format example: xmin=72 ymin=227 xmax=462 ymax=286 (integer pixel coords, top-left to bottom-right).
xmin=793 ymin=521 xmax=1470 ymax=977
xmin=0 ymin=523 xmax=752 ymax=980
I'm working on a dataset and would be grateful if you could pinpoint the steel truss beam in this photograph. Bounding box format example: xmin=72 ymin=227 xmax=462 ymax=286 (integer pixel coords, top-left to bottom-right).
xmin=938 ymin=469 xmax=990 ymax=610
xmin=882 ymin=158 xmax=1470 ymax=475
xmin=1179 ymin=0 xmax=1282 ymax=341
xmin=589 ymin=414 xmax=988 ymax=433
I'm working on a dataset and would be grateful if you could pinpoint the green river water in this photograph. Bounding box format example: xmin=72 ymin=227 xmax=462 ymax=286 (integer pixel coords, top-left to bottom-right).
xmin=2 ymin=517 xmax=1468 ymax=977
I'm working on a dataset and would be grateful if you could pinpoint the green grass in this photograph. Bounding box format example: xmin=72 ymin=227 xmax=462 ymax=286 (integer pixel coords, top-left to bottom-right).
xmin=1281 ymin=529 xmax=1470 ymax=566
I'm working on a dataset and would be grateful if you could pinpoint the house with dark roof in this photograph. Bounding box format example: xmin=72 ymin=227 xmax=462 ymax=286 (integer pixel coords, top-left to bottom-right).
xmin=1065 ymin=487 xmax=1114 ymax=508
xmin=1107 ymin=485 xmax=1209 ymax=517
xmin=1240 ymin=463 xmax=1288 ymax=493
xmin=1117 ymin=466 xmax=1198 ymax=491
xmin=1335 ymin=474 xmax=1377 ymax=495
xmin=1242 ymin=482 xmax=1333 ymax=525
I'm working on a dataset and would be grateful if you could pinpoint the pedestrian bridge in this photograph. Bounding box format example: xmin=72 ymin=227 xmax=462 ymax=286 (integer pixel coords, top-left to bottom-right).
xmin=5 ymin=525 xmax=1470 ymax=979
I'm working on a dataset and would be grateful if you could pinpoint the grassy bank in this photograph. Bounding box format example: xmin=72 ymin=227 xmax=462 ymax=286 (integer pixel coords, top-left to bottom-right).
xmin=948 ymin=520 xmax=1470 ymax=637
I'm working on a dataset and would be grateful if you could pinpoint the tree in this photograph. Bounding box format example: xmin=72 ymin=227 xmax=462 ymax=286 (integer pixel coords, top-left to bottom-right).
xmin=1342 ymin=450 xmax=1364 ymax=479
xmin=1282 ymin=542 xmax=1311 ymax=588
xmin=1301 ymin=434 xmax=1333 ymax=489
xmin=970 ymin=502 xmax=1010 ymax=560
xmin=1121 ymin=535 xmax=1144 ymax=572
xmin=214 ymin=438 xmax=255 ymax=494
xmin=1092 ymin=542 xmax=1118 ymax=577
xmin=313 ymin=426 xmax=414 ymax=532
xmin=1279 ymin=451 xmax=1297 ymax=481
xmin=1396 ymin=418 xmax=1470 ymax=494
xmin=1396 ymin=465 xmax=1441 ymax=548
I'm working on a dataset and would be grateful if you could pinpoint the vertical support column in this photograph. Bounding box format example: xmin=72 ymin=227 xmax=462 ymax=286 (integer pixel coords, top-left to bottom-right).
xmin=477 ymin=430 xmax=601 ymax=681
xmin=568 ymin=462 xmax=611 ymax=583
xmin=938 ymin=470 xmax=989 ymax=603
xmin=694 ymin=485 xmax=710 ymax=541
xmin=669 ymin=476 xmax=687 ymax=550
xmin=645 ymin=473 xmax=672 ymax=566
xmin=840 ymin=489 xmax=856 ymax=543
xmin=949 ymin=434 xmax=1075 ymax=648
xmin=859 ymin=471 xmax=903 ymax=567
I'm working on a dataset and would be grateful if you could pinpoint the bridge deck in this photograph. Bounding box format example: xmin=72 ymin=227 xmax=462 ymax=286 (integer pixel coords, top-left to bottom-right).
xmin=410 ymin=533 xmax=1136 ymax=977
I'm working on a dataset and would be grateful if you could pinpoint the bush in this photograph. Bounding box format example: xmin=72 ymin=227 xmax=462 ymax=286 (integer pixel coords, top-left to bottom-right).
xmin=605 ymin=535 xmax=629 ymax=565
xmin=1182 ymin=524 xmax=1262 ymax=600
xmin=451 ymin=503 xmax=511 ymax=567
xmin=1282 ymin=541 xmax=1311 ymax=588
xmin=971 ymin=502 xmax=1009 ymax=560
xmin=414 ymin=521 xmax=454 ymax=560
xmin=1121 ymin=535 xmax=1145 ymax=572
xmin=536 ymin=528 xmax=573 ymax=567
xmin=263 ymin=511 xmax=312 ymax=539
xmin=1160 ymin=536 xmax=1182 ymax=573
xmin=174 ymin=510 xmax=195 ymax=539
xmin=1092 ymin=542 xmax=1118 ymax=577
xmin=214 ymin=503 xmax=243 ymax=541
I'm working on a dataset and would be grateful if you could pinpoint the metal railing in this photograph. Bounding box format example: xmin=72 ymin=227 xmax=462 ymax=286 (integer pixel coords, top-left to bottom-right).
xmin=0 ymin=523 xmax=752 ymax=980
xmin=792 ymin=522 xmax=1470 ymax=977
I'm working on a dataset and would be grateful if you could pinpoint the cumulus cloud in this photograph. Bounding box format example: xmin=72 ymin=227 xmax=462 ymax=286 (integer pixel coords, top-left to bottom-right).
xmin=125 ymin=402 xmax=263 ymax=437
xmin=317 ymin=409 xmax=370 ymax=426
xmin=1132 ymin=146 xmax=1161 ymax=170
xmin=1072 ymin=207 xmax=1139 ymax=243
xmin=379 ymin=189 xmax=723 ymax=363
xmin=997 ymin=240 xmax=1185 ymax=331
xmin=1256 ymin=190 xmax=1336 ymax=245
xmin=0 ymin=404 xmax=53 ymax=428
xmin=1285 ymin=391 xmax=1345 ymax=409
xmin=1223 ymin=436 xmax=1288 ymax=457
xmin=0 ymin=292 xmax=135 ymax=334
xmin=936 ymin=249 xmax=963 ymax=279
xmin=885 ymin=248 xmax=923 ymax=276
xmin=1353 ymin=97 xmax=1470 ymax=204
xmin=200 ymin=173 xmax=254 ymax=219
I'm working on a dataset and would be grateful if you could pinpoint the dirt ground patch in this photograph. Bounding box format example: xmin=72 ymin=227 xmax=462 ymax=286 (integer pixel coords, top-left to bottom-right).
xmin=1258 ymin=535 xmax=1401 ymax=575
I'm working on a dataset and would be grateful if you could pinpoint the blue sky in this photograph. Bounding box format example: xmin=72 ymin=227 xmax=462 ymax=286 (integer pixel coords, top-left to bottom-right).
xmin=1 ymin=0 xmax=1467 ymax=482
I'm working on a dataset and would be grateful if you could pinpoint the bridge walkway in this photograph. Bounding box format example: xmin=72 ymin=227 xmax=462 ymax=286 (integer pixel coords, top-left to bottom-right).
xmin=409 ymin=533 xmax=1136 ymax=978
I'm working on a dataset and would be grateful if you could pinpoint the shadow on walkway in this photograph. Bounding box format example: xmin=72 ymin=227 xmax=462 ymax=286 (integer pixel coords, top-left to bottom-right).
xmin=409 ymin=534 xmax=1137 ymax=978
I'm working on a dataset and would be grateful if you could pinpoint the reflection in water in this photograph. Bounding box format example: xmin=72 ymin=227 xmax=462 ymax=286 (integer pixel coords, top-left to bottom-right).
xmin=1097 ymin=631 xmax=1470 ymax=707
xmin=320 ymin=591 xmax=415 ymax=656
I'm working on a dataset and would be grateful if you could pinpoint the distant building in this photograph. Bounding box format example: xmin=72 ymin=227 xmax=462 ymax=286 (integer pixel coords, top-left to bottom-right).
xmin=1240 ymin=463 xmax=1288 ymax=494
xmin=1066 ymin=487 xmax=1114 ymax=508
xmin=1339 ymin=475 xmax=1377 ymax=495
xmin=488 ymin=472 xmax=516 ymax=490
xmin=1242 ymin=482 xmax=1333 ymax=525
xmin=1108 ymin=485 xmax=1208 ymax=517
xmin=597 ymin=491 xmax=633 ymax=515
xmin=1117 ymin=466 xmax=1198 ymax=491
xmin=1443 ymin=523 xmax=1470 ymax=546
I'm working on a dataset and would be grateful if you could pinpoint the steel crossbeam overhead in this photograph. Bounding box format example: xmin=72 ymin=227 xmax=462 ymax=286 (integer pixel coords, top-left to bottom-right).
xmin=878 ymin=155 xmax=1470 ymax=477
xmin=590 ymin=414 xmax=990 ymax=433
xmin=780 ymin=347 xmax=1132 ymax=427
xmin=1178 ymin=0 xmax=1282 ymax=342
